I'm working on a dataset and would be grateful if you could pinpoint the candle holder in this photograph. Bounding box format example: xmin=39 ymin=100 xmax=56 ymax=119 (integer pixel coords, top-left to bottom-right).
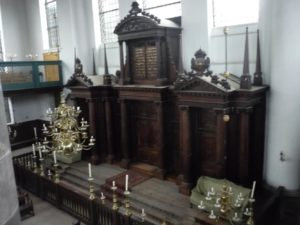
xmin=32 ymin=155 xmax=38 ymax=173
xmin=47 ymin=169 xmax=52 ymax=180
xmin=88 ymin=177 xmax=95 ymax=200
xmin=39 ymin=158 xmax=45 ymax=176
xmin=246 ymin=198 xmax=255 ymax=225
xmin=54 ymin=163 xmax=60 ymax=183
xmin=141 ymin=210 xmax=146 ymax=223
xmin=111 ymin=185 xmax=118 ymax=210
xmin=100 ymin=193 xmax=106 ymax=205
xmin=123 ymin=190 xmax=132 ymax=216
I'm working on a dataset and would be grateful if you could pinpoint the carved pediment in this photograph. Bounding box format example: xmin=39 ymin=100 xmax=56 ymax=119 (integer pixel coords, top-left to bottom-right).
xmin=65 ymin=74 xmax=93 ymax=88
xmin=175 ymin=77 xmax=228 ymax=95
xmin=115 ymin=17 xmax=158 ymax=34
xmin=114 ymin=1 xmax=160 ymax=35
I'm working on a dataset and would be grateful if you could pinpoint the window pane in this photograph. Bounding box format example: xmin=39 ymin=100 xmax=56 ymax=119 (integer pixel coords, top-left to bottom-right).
xmin=45 ymin=0 xmax=60 ymax=48
xmin=142 ymin=0 xmax=181 ymax=19
xmin=213 ymin=0 xmax=259 ymax=27
xmin=98 ymin=0 xmax=120 ymax=43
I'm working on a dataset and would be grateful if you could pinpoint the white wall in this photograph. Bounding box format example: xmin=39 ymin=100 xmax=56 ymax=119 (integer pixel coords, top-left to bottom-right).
xmin=57 ymin=0 xmax=96 ymax=83
xmin=1 ymin=0 xmax=30 ymax=60
xmin=260 ymin=0 xmax=300 ymax=191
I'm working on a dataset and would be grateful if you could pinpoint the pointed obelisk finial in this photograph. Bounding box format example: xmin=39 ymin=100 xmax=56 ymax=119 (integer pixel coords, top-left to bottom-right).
xmin=103 ymin=44 xmax=111 ymax=85
xmin=92 ymin=48 xmax=97 ymax=75
xmin=178 ymin=33 xmax=184 ymax=75
xmin=253 ymin=29 xmax=262 ymax=86
xmin=104 ymin=44 xmax=109 ymax=75
xmin=74 ymin=48 xmax=77 ymax=72
xmin=240 ymin=27 xmax=252 ymax=89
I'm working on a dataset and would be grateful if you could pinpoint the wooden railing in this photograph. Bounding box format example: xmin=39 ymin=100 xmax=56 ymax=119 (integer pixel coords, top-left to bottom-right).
xmin=13 ymin=153 xmax=154 ymax=225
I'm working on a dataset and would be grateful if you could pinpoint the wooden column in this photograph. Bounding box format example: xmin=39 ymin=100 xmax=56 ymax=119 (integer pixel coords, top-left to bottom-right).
xmin=119 ymin=41 xmax=125 ymax=85
xmin=215 ymin=109 xmax=228 ymax=178
xmin=178 ymin=105 xmax=192 ymax=195
xmin=120 ymin=99 xmax=130 ymax=168
xmin=154 ymin=101 xmax=165 ymax=179
xmin=87 ymin=98 xmax=100 ymax=165
xmin=238 ymin=107 xmax=252 ymax=185
xmin=105 ymin=97 xmax=114 ymax=163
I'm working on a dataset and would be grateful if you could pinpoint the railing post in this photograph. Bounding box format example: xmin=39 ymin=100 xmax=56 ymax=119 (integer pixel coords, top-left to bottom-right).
xmin=89 ymin=199 xmax=97 ymax=225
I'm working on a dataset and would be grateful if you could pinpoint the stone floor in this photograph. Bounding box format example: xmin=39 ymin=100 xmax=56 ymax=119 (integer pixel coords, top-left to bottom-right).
xmin=21 ymin=194 xmax=84 ymax=225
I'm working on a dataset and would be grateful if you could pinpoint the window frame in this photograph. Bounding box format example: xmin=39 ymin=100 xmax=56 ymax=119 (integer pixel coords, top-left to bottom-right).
xmin=45 ymin=0 xmax=60 ymax=49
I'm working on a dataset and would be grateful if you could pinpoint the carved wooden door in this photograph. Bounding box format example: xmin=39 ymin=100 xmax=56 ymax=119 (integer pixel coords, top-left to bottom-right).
xmin=191 ymin=108 xmax=225 ymax=183
xmin=130 ymin=102 xmax=160 ymax=166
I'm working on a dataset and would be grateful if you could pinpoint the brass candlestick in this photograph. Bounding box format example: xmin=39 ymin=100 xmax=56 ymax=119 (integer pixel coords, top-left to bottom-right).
xmin=141 ymin=209 xmax=146 ymax=223
xmin=39 ymin=158 xmax=45 ymax=176
xmin=32 ymin=155 xmax=38 ymax=173
xmin=124 ymin=190 xmax=132 ymax=216
xmin=54 ymin=163 xmax=60 ymax=183
xmin=246 ymin=198 xmax=255 ymax=225
xmin=100 ymin=193 xmax=106 ymax=205
xmin=88 ymin=177 xmax=95 ymax=200
xmin=111 ymin=185 xmax=118 ymax=210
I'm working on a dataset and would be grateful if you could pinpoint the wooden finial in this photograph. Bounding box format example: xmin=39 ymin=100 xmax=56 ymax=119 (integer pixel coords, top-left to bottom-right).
xmin=240 ymin=27 xmax=252 ymax=89
xmin=253 ymin=29 xmax=262 ymax=86
xmin=92 ymin=48 xmax=97 ymax=75
xmin=103 ymin=44 xmax=111 ymax=85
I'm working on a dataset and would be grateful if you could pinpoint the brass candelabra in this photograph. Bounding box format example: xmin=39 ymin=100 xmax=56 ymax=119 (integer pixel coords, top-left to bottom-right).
xmin=39 ymin=92 xmax=95 ymax=157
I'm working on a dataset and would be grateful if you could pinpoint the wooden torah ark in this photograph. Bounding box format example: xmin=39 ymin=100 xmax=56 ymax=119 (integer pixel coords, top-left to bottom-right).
xmin=68 ymin=2 xmax=268 ymax=195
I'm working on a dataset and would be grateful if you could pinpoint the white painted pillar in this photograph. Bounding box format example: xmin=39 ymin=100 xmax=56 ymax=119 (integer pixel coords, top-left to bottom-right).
xmin=260 ymin=0 xmax=300 ymax=190
xmin=181 ymin=0 xmax=209 ymax=70
xmin=0 ymin=87 xmax=20 ymax=225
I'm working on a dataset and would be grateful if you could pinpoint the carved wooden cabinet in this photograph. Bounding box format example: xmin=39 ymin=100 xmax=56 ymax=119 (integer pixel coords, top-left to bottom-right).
xmin=114 ymin=2 xmax=181 ymax=86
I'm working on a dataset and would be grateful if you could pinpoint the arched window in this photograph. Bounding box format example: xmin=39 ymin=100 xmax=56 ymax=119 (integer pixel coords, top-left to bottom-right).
xmin=45 ymin=0 xmax=60 ymax=49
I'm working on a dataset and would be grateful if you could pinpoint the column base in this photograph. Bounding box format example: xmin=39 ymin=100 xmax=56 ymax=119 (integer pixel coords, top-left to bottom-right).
xmin=153 ymin=168 xmax=166 ymax=179
xmin=120 ymin=158 xmax=130 ymax=169
xmin=106 ymin=154 xmax=114 ymax=164
xmin=90 ymin=155 xmax=101 ymax=165
xmin=179 ymin=181 xmax=192 ymax=195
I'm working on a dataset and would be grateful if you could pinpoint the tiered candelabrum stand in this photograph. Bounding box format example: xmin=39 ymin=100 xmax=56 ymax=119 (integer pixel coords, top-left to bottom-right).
xmin=88 ymin=176 xmax=96 ymax=200
xmin=198 ymin=185 xmax=255 ymax=224
xmin=54 ymin=163 xmax=60 ymax=183
xmin=124 ymin=190 xmax=132 ymax=216
xmin=111 ymin=185 xmax=118 ymax=210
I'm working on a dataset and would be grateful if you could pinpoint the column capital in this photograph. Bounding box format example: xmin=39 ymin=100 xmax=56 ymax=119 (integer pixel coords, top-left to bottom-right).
xmin=179 ymin=105 xmax=190 ymax=111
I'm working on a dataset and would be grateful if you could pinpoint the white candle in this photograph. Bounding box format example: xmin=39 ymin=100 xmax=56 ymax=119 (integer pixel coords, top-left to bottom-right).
xmin=112 ymin=181 xmax=115 ymax=187
xmin=251 ymin=181 xmax=256 ymax=198
xmin=88 ymin=163 xmax=92 ymax=177
xmin=125 ymin=174 xmax=129 ymax=191
xmin=38 ymin=147 xmax=42 ymax=158
xmin=142 ymin=208 xmax=145 ymax=215
xmin=32 ymin=144 xmax=36 ymax=156
xmin=33 ymin=127 xmax=37 ymax=138
xmin=53 ymin=151 xmax=57 ymax=164
xmin=101 ymin=192 xmax=104 ymax=197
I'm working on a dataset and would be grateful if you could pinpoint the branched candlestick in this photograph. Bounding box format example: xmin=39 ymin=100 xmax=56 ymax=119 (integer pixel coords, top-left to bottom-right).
xmin=39 ymin=158 xmax=45 ymax=176
xmin=124 ymin=190 xmax=132 ymax=216
xmin=88 ymin=177 xmax=95 ymax=200
xmin=32 ymin=155 xmax=38 ymax=173
xmin=111 ymin=184 xmax=118 ymax=210
xmin=246 ymin=198 xmax=255 ymax=225
xmin=54 ymin=163 xmax=60 ymax=183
